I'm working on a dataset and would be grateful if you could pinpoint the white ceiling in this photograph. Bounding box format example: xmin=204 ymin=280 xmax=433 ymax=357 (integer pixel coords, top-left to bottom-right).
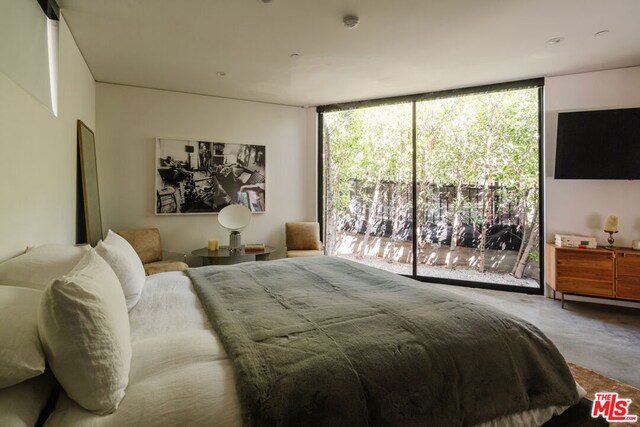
xmin=58 ymin=0 xmax=640 ymax=107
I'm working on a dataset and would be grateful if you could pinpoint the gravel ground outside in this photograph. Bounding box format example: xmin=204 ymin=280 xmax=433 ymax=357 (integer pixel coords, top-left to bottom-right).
xmin=334 ymin=231 xmax=540 ymax=288
xmin=338 ymin=254 xmax=539 ymax=288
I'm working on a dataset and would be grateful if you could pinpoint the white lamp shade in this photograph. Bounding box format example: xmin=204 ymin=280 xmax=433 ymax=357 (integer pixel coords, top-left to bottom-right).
xmin=218 ymin=204 xmax=252 ymax=231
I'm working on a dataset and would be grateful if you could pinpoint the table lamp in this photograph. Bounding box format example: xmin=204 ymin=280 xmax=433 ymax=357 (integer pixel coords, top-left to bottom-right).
xmin=604 ymin=215 xmax=618 ymax=247
xmin=218 ymin=204 xmax=252 ymax=252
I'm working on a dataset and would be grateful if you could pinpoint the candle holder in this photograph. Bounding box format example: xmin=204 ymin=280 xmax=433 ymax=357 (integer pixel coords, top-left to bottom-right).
xmin=604 ymin=230 xmax=618 ymax=247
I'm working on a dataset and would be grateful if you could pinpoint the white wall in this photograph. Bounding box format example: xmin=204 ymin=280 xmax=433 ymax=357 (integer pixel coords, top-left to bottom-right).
xmin=545 ymin=66 xmax=640 ymax=247
xmin=96 ymin=83 xmax=313 ymax=263
xmin=0 ymin=16 xmax=95 ymax=261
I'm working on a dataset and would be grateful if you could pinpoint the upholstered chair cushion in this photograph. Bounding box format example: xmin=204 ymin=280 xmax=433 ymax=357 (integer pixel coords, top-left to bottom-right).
xmin=286 ymin=250 xmax=325 ymax=258
xmin=285 ymin=222 xmax=323 ymax=251
xmin=144 ymin=261 xmax=189 ymax=276
xmin=117 ymin=229 xmax=162 ymax=264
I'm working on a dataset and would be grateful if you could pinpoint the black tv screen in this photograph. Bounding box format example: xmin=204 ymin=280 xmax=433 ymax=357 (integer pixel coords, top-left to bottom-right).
xmin=555 ymin=107 xmax=640 ymax=179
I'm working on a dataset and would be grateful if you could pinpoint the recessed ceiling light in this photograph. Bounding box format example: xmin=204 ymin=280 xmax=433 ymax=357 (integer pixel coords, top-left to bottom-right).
xmin=594 ymin=30 xmax=610 ymax=37
xmin=216 ymin=71 xmax=226 ymax=77
xmin=546 ymin=37 xmax=564 ymax=45
xmin=343 ymin=15 xmax=359 ymax=29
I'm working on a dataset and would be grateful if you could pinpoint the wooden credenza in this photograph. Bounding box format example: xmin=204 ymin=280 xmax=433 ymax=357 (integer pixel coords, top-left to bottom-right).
xmin=545 ymin=243 xmax=640 ymax=307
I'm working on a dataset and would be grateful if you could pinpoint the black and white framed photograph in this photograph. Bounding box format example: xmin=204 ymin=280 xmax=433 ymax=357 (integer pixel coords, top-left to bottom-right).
xmin=155 ymin=138 xmax=266 ymax=214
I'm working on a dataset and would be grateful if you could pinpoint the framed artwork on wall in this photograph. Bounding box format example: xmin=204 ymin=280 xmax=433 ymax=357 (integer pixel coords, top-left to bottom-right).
xmin=155 ymin=138 xmax=266 ymax=214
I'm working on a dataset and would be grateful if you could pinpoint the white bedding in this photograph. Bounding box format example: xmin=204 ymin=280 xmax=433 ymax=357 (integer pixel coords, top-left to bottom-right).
xmin=44 ymin=272 xmax=242 ymax=426
xmin=43 ymin=271 xmax=583 ymax=427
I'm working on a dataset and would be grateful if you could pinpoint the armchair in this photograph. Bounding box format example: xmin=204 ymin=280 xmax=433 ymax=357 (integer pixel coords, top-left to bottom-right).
xmin=116 ymin=228 xmax=188 ymax=275
xmin=285 ymin=222 xmax=324 ymax=258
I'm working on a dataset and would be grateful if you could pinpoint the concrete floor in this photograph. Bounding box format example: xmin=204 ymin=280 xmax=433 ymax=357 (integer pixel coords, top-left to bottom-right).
xmin=430 ymin=284 xmax=640 ymax=388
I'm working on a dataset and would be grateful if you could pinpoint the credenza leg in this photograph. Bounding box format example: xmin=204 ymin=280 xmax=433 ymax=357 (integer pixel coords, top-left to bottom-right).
xmin=561 ymin=292 xmax=564 ymax=309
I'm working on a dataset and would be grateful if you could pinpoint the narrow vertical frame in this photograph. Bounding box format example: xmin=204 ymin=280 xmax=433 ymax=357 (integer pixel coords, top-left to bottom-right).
xmin=317 ymin=110 xmax=325 ymax=240
xmin=411 ymin=101 xmax=418 ymax=278
xmin=77 ymin=120 xmax=103 ymax=246
xmin=537 ymin=85 xmax=546 ymax=296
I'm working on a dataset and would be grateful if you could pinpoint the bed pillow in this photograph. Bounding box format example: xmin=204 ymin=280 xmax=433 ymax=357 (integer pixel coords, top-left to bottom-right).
xmin=0 ymin=372 xmax=57 ymax=427
xmin=39 ymin=249 xmax=131 ymax=415
xmin=0 ymin=286 xmax=45 ymax=388
xmin=95 ymin=230 xmax=146 ymax=311
xmin=0 ymin=244 xmax=90 ymax=291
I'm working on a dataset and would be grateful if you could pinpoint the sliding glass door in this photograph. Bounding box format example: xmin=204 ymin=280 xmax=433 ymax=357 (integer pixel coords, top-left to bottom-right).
xmin=415 ymin=89 xmax=540 ymax=289
xmin=320 ymin=80 xmax=543 ymax=292
xmin=322 ymin=103 xmax=414 ymax=276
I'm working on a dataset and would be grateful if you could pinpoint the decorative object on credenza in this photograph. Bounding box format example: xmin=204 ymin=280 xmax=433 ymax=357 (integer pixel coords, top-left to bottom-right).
xmin=218 ymin=204 xmax=252 ymax=252
xmin=77 ymin=120 xmax=104 ymax=246
xmin=605 ymin=230 xmax=619 ymax=247
xmin=603 ymin=215 xmax=618 ymax=247
xmin=155 ymin=138 xmax=266 ymax=214
xmin=554 ymin=234 xmax=596 ymax=249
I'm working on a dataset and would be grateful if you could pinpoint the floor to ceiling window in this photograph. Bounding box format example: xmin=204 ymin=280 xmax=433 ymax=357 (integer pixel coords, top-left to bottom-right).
xmin=322 ymin=103 xmax=414 ymax=276
xmin=319 ymin=80 xmax=543 ymax=292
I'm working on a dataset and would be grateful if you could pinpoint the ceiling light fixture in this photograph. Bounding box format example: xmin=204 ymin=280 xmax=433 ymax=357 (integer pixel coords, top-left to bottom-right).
xmin=594 ymin=30 xmax=610 ymax=37
xmin=216 ymin=71 xmax=226 ymax=77
xmin=546 ymin=37 xmax=564 ymax=45
xmin=290 ymin=53 xmax=300 ymax=59
xmin=343 ymin=15 xmax=359 ymax=29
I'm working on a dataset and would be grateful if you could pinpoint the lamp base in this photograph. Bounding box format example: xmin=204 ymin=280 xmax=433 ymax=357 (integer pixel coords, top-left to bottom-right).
xmin=605 ymin=230 xmax=618 ymax=247
xmin=229 ymin=230 xmax=241 ymax=252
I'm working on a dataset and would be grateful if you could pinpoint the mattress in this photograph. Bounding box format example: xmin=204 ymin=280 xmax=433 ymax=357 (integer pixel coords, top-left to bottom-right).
xmin=44 ymin=269 xmax=584 ymax=426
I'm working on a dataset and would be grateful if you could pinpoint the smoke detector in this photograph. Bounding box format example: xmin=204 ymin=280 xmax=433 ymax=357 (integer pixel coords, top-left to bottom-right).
xmin=343 ymin=15 xmax=359 ymax=29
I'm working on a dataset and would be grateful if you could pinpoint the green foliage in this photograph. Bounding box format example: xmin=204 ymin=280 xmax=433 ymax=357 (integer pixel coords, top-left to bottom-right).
xmin=324 ymin=104 xmax=413 ymax=213
xmin=324 ymin=87 xmax=539 ymax=240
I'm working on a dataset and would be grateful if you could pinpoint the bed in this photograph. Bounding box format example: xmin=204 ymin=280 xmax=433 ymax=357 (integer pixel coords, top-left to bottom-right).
xmin=0 ymin=238 xmax=589 ymax=426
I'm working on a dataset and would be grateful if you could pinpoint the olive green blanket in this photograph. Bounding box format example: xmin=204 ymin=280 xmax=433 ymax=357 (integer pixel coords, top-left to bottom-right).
xmin=187 ymin=257 xmax=579 ymax=426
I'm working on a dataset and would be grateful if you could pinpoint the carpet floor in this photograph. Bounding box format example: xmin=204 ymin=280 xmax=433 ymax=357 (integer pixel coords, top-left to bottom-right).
xmin=569 ymin=362 xmax=640 ymax=427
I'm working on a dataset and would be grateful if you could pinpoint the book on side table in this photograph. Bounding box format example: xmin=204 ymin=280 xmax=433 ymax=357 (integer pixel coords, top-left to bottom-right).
xmin=245 ymin=243 xmax=266 ymax=252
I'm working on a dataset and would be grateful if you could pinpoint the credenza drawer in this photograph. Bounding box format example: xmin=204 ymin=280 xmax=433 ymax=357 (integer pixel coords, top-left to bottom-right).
xmin=617 ymin=276 xmax=640 ymax=301
xmin=556 ymin=250 xmax=614 ymax=281
xmin=555 ymin=277 xmax=614 ymax=297
xmin=617 ymin=252 xmax=640 ymax=276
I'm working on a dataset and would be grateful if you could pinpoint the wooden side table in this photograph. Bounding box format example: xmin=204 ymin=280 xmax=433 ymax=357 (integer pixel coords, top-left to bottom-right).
xmin=191 ymin=246 xmax=275 ymax=266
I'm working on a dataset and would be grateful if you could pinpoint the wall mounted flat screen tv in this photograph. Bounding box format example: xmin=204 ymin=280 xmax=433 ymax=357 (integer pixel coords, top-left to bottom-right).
xmin=555 ymin=107 xmax=640 ymax=179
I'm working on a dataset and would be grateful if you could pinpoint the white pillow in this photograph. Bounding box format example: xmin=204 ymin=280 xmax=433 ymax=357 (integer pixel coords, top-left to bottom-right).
xmin=0 ymin=244 xmax=90 ymax=291
xmin=0 ymin=286 xmax=45 ymax=388
xmin=95 ymin=230 xmax=146 ymax=311
xmin=39 ymin=249 xmax=131 ymax=415
xmin=0 ymin=371 xmax=56 ymax=427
